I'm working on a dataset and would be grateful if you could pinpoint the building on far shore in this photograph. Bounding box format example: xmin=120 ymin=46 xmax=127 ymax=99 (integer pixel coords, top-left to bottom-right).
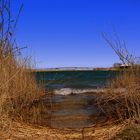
xmin=113 ymin=63 xmax=131 ymax=69
xmin=113 ymin=63 xmax=122 ymax=68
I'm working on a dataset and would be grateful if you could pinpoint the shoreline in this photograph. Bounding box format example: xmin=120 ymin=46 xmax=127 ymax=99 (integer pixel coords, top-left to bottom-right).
xmin=31 ymin=67 xmax=118 ymax=72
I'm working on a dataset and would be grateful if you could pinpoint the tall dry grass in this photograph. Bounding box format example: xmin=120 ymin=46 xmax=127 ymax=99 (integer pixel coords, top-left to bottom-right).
xmin=97 ymin=32 xmax=140 ymax=124
xmin=0 ymin=50 xmax=46 ymax=129
xmin=96 ymin=67 xmax=140 ymax=124
xmin=0 ymin=0 xmax=46 ymax=131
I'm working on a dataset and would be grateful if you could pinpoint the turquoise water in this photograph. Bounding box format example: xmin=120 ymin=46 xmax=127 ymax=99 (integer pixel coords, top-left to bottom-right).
xmin=35 ymin=70 xmax=118 ymax=92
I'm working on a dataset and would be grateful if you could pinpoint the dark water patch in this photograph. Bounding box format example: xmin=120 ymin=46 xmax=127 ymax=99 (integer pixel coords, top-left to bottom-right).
xmin=35 ymin=70 xmax=119 ymax=90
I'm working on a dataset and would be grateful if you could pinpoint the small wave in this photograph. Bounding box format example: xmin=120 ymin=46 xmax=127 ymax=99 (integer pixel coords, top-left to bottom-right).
xmin=54 ymin=88 xmax=106 ymax=95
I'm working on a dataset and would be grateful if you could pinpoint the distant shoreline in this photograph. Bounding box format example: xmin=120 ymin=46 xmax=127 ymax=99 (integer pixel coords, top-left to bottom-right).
xmin=31 ymin=67 xmax=117 ymax=72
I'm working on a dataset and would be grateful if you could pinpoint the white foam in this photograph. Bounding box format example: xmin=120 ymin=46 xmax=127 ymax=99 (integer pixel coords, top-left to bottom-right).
xmin=53 ymin=87 xmax=127 ymax=95
xmin=54 ymin=88 xmax=106 ymax=95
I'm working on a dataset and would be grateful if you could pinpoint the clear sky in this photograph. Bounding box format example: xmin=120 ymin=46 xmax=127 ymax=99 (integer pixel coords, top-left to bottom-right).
xmin=13 ymin=0 xmax=140 ymax=68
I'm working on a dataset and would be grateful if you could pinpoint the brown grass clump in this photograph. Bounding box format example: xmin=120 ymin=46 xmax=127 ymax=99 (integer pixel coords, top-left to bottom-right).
xmin=0 ymin=51 xmax=46 ymax=128
xmin=96 ymin=68 xmax=140 ymax=123
xmin=98 ymin=32 xmax=140 ymax=124
xmin=0 ymin=0 xmax=46 ymax=132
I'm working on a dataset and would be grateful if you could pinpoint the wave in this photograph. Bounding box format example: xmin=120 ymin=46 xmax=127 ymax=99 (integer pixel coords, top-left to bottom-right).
xmin=53 ymin=87 xmax=126 ymax=95
xmin=54 ymin=88 xmax=107 ymax=95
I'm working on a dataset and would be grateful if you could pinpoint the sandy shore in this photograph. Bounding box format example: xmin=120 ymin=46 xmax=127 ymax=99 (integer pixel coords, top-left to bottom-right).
xmin=0 ymin=121 xmax=126 ymax=140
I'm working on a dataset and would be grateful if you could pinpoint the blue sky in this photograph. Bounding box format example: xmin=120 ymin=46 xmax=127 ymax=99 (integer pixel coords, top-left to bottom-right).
xmin=13 ymin=0 xmax=140 ymax=68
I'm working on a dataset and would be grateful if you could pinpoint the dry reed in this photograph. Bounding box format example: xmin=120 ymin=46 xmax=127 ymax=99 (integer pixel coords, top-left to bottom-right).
xmin=96 ymin=68 xmax=140 ymax=123
xmin=0 ymin=49 xmax=47 ymax=127
xmin=98 ymin=32 xmax=140 ymax=124
xmin=0 ymin=0 xmax=46 ymax=131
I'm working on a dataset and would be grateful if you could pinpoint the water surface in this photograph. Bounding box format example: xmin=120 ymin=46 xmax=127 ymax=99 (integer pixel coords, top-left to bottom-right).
xmin=35 ymin=70 xmax=118 ymax=128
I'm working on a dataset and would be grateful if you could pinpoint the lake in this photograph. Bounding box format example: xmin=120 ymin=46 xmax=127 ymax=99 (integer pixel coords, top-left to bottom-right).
xmin=35 ymin=70 xmax=118 ymax=128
